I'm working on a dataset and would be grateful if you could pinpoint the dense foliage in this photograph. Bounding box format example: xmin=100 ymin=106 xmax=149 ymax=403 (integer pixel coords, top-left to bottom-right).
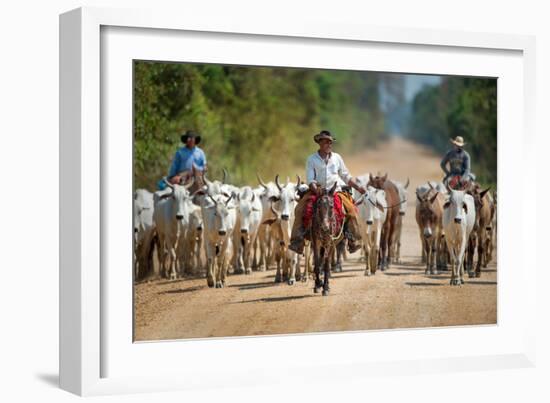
xmin=134 ymin=61 xmax=387 ymax=189
xmin=408 ymin=77 xmax=497 ymax=186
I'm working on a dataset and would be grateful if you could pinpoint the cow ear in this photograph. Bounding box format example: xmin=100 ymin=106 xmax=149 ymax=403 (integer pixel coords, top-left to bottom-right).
xmin=269 ymin=195 xmax=280 ymax=202
xmin=354 ymin=198 xmax=364 ymax=206
xmin=376 ymin=201 xmax=385 ymax=212
xmin=463 ymin=202 xmax=468 ymax=214
xmin=262 ymin=218 xmax=277 ymax=226
xmin=443 ymin=201 xmax=451 ymax=209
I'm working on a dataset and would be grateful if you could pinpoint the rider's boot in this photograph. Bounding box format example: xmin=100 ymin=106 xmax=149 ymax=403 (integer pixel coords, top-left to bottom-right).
xmin=289 ymin=226 xmax=307 ymax=254
xmin=344 ymin=219 xmax=362 ymax=254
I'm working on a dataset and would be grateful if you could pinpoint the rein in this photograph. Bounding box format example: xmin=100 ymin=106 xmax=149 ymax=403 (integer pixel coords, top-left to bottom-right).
xmin=312 ymin=197 xmax=344 ymax=242
xmin=360 ymin=194 xmax=407 ymax=209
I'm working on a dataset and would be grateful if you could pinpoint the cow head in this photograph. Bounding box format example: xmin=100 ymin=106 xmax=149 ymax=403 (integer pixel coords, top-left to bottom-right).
xmin=395 ymin=178 xmax=409 ymax=216
xmin=163 ymin=179 xmax=195 ymax=225
xmin=274 ymin=174 xmax=297 ymax=221
xmin=367 ymin=172 xmax=388 ymax=190
xmin=206 ymin=193 xmax=236 ymax=238
xmin=355 ymin=186 xmax=385 ymax=227
xmin=416 ymin=189 xmax=440 ymax=237
xmin=443 ymin=187 xmax=469 ymax=225
xmin=237 ymin=186 xmax=262 ymax=234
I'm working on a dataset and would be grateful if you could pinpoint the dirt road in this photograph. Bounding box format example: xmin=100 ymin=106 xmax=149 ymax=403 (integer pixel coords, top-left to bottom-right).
xmin=134 ymin=137 xmax=497 ymax=341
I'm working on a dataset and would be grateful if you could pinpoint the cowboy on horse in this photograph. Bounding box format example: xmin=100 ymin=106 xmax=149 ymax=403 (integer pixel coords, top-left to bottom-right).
xmin=167 ymin=130 xmax=207 ymax=185
xmin=288 ymin=130 xmax=367 ymax=255
xmin=440 ymin=135 xmax=476 ymax=190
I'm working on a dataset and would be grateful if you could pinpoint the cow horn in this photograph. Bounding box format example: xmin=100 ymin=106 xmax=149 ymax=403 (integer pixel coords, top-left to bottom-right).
xmin=208 ymin=194 xmax=218 ymax=206
xmin=296 ymin=174 xmax=302 ymax=186
xmin=429 ymin=191 xmax=439 ymax=204
xmin=286 ymin=176 xmax=290 ymax=187
xmin=416 ymin=191 xmax=422 ymax=202
xmin=163 ymin=177 xmax=174 ymax=189
xmin=183 ymin=177 xmax=195 ymax=190
xmin=368 ymin=173 xmax=373 ymax=184
xmin=225 ymin=193 xmax=233 ymax=206
xmin=404 ymin=177 xmax=410 ymax=189
xmin=275 ymin=174 xmax=283 ymax=192
xmin=428 ymin=181 xmax=434 ymax=190
xmin=383 ymin=173 xmax=388 ymax=181
xmin=256 ymin=172 xmax=268 ymax=189
xmin=222 ymin=168 xmax=228 ymax=184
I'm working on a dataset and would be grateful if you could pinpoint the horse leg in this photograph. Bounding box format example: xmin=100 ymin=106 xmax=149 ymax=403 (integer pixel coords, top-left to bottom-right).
xmin=334 ymin=241 xmax=344 ymax=273
xmin=313 ymin=245 xmax=323 ymax=293
xmin=323 ymin=247 xmax=331 ymax=296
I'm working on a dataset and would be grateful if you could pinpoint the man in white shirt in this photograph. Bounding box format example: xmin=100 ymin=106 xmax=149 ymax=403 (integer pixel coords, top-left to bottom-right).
xmin=289 ymin=130 xmax=367 ymax=255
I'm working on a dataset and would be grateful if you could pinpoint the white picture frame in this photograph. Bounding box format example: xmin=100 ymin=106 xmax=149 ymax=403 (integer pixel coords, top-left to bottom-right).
xmin=59 ymin=6 xmax=537 ymax=396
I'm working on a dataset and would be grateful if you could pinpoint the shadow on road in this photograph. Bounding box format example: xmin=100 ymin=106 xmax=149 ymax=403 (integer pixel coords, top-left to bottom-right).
xmin=230 ymin=281 xmax=280 ymax=290
xmin=158 ymin=285 xmax=205 ymax=295
xmin=466 ymin=280 xmax=497 ymax=285
xmin=406 ymin=282 xmax=442 ymax=287
xmin=236 ymin=294 xmax=316 ymax=304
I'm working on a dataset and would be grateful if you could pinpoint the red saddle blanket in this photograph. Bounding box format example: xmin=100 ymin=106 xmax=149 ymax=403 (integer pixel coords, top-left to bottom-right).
xmin=304 ymin=193 xmax=345 ymax=229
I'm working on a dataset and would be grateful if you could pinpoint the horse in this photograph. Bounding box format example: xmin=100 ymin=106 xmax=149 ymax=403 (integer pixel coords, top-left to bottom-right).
xmin=310 ymin=182 xmax=345 ymax=296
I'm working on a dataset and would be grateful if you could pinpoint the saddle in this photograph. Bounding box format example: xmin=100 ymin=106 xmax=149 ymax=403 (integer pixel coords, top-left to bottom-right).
xmin=303 ymin=192 xmax=346 ymax=230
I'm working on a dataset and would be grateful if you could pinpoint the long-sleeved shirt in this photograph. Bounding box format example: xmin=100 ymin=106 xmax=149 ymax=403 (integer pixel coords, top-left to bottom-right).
xmin=168 ymin=146 xmax=207 ymax=177
xmin=440 ymin=148 xmax=471 ymax=179
xmin=306 ymin=151 xmax=352 ymax=192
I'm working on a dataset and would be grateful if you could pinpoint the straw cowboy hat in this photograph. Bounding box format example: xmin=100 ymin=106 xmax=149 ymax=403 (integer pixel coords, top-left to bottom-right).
xmin=181 ymin=130 xmax=201 ymax=145
xmin=450 ymin=136 xmax=466 ymax=147
xmin=313 ymin=130 xmax=336 ymax=143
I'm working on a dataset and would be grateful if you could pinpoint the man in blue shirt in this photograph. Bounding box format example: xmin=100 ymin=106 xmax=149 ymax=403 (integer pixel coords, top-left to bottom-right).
xmin=167 ymin=130 xmax=207 ymax=185
xmin=440 ymin=135 xmax=476 ymax=188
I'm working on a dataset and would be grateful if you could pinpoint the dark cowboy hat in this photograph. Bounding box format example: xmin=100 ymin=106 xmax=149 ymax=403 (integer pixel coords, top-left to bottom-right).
xmin=313 ymin=130 xmax=336 ymax=143
xmin=181 ymin=130 xmax=201 ymax=145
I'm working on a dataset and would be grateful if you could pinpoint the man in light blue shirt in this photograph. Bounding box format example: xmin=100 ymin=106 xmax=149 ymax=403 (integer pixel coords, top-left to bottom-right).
xmin=167 ymin=130 xmax=207 ymax=185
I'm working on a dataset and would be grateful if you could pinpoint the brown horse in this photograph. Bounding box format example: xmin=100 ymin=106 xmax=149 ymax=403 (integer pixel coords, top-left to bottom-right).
xmin=311 ymin=182 xmax=345 ymax=296
xmin=367 ymin=173 xmax=401 ymax=270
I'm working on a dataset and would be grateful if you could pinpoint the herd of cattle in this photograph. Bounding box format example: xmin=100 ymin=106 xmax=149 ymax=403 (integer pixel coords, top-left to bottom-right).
xmin=134 ymin=172 xmax=497 ymax=289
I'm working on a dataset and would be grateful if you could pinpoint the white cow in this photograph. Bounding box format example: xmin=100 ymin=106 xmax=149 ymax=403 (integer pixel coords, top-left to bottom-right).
xmin=233 ymin=186 xmax=263 ymax=274
xmin=355 ymin=185 xmax=387 ymax=276
xmin=134 ymin=189 xmax=156 ymax=280
xmin=153 ymin=180 xmax=195 ymax=279
xmin=176 ymin=204 xmax=203 ymax=275
xmin=442 ymin=188 xmax=476 ymax=285
xmin=266 ymin=176 xmax=301 ymax=284
xmin=201 ymin=191 xmax=237 ymax=288
xmin=390 ymin=178 xmax=409 ymax=263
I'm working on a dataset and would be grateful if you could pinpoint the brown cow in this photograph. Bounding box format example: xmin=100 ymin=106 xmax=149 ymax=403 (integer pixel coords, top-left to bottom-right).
xmin=415 ymin=187 xmax=445 ymax=275
xmin=367 ymin=173 xmax=400 ymax=270
xmin=466 ymin=186 xmax=494 ymax=277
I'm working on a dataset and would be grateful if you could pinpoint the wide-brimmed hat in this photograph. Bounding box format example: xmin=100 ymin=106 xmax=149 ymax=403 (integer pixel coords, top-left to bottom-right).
xmin=313 ymin=131 xmax=336 ymax=143
xmin=450 ymin=136 xmax=466 ymax=147
xmin=181 ymin=130 xmax=201 ymax=145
